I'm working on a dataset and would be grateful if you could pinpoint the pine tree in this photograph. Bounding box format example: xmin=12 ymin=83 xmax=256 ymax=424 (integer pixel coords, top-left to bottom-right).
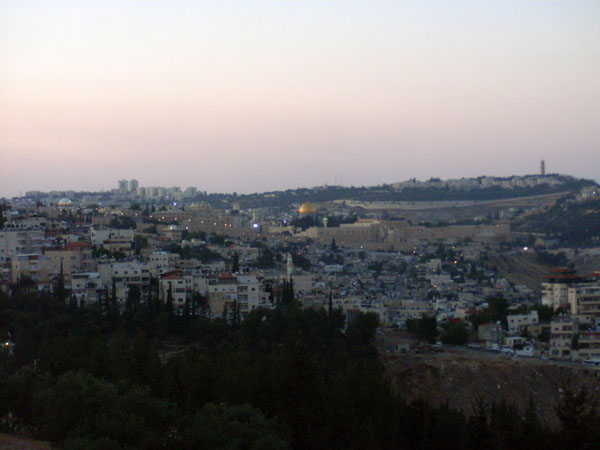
xmin=330 ymin=238 xmax=338 ymax=252
xmin=280 ymin=276 xmax=296 ymax=313
xmin=55 ymin=259 xmax=66 ymax=303
xmin=167 ymin=282 xmax=174 ymax=334
xmin=111 ymin=278 xmax=118 ymax=311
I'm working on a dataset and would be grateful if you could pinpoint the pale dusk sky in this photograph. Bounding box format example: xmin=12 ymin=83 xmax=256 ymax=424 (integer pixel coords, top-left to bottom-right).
xmin=1 ymin=0 xmax=599 ymax=196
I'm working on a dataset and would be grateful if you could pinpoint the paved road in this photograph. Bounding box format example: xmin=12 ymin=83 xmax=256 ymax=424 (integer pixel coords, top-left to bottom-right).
xmin=444 ymin=345 xmax=600 ymax=371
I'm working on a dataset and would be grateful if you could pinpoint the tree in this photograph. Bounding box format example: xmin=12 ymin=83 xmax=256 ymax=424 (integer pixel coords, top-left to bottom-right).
xmin=176 ymin=403 xmax=291 ymax=450
xmin=530 ymin=304 xmax=554 ymax=322
xmin=346 ymin=312 xmax=379 ymax=349
xmin=555 ymin=387 xmax=600 ymax=449
xmin=166 ymin=283 xmax=174 ymax=334
xmin=256 ymin=247 xmax=276 ymax=269
xmin=330 ymin=238 xmax=338 ymax=252
xmin=0 ymin=202 xmax=5 ymax=229
xmin=441 ymin=322 xmax=469 ymax=345
xmin=280 ymin=277 xmax=295 ymax=309
xmin=231 ymin=252 xmax=240 ymax=274
xmin=37 ymin=372 xmax=174 ymax=448
xmin=406 ymin=317 xmax=439 ymax=343
xmin=109 ymin=278 xmax=119 ymax=317
xmin=291 ymin=252 xmax=311 ymax=271
xmin=55 ymin=259 xmax=66 ymax=303
xmin=134 ymin=235 xmax=148 ymax=254
xmin=125 ymin=285 xmax=141 ymax=312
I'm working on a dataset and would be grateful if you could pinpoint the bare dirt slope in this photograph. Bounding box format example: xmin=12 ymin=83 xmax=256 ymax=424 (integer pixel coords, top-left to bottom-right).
xmin=383 ymin=350 xmax=600 ymax=426
xmin=487 ymin=253 xmax=551 ymax=292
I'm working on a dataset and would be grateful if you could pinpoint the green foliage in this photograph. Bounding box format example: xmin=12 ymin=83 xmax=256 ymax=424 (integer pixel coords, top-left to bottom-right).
xmin=406 ymin=316 xmax=439 ymax=343
xmin=176 ymin=403 xmax=290 ymax=450
xmin=108 ymin=216 xmax=137 ymax=230
xmin=171 ymin=244 xmax=222 ymax=263
xmin=231 ymin=252 xmax=240 ymax=273
xmin=536 ymin=251 xmax=567 ymax=267
xmin=209 ymin=234 xmax=226 ymax=245
xmin=1 ymin=288 xmax=598 ymax=450
xmin=255 ymin=247 xmax=277 ymax=269
xmin=0 ymin=202 xmax=6 ymax=229
xmin=36 ymin=371 xmax=175 ymax=447
xmin=441 ymin=322 xmax=469 ymax=345
xmin=555 ymin=387 xmax=600 ymax=450
xmin=530 ymin=304 xmax=554 ymax=322
xmin=320 ymin=252 xmax=343 ymax=265
xmin=291 ymin=252 xmax=311 ymax=271
xmin=469 ymin=296 xmax=509 ymax=328
xmin=134 ymin=235 xmax=149 ymax=252
xmin=517 ymin=198 xmax=600 ymax=247
xmin=330 ymin=238 xmax=338 ymax=252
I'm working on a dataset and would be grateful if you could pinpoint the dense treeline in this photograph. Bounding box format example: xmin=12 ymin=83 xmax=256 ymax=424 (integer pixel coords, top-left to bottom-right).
xmin=1 ymin=286 xmax=600 ymax=449
xmin=516 ymin=198 xmax=600 ymax=247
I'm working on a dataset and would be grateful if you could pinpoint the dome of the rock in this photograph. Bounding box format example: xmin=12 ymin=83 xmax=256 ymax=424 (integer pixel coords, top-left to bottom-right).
xmin=298 ymin=202 xmax=317 ymax=215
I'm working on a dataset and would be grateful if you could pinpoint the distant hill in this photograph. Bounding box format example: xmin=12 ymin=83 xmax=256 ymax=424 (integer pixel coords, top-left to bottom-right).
xmin=198 ymin=174 xmax=597 ymax=209
xmin=515 ymin=196 xmax=600 ymax=247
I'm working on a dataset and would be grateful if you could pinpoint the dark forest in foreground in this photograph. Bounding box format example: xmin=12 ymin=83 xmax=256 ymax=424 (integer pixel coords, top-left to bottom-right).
xmin=1 ymin=281 xmax=599 ymax=450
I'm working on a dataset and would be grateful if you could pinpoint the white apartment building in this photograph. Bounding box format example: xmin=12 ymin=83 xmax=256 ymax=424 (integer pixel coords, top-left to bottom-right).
xmin=71 ymin=272 xmax=103 ymax=307
xmin=569 ymin=282 xmax=600 ymax=316
xmin=550 ymin=315 xmax=578 ymax=360
xmin=207 ymin=274 xmax=238 ymax=319
xmin=10 ymin=254 xmax=54 ymax=283
xmin=149 ymin=251 xmax=181 ymax=276
xmin=97 ymin=261 xmax=151 ymax=305
xmin=541 ymin=268 xmax=580 ymax=309
xmin=0 ymin=229 xmax=46 ymax=262
xmin=507 ymin=311 xmax=539 ymax=335
xmin=89 ymin=228 xmax=135 ymax=247
xmin=235 ymin=274 xmax=271 ymax=314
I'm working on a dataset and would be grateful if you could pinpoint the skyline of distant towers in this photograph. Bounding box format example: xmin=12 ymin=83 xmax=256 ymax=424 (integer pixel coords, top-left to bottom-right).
xmin=541 ymin=158 xmax=546 ymax=176
xmin=118 ymin=179 xmax=139 ymax=193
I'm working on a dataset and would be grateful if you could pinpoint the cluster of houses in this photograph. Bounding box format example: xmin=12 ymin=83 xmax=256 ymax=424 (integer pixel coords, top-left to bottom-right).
xmin=2 ymin=188 xmax=599 ymax=364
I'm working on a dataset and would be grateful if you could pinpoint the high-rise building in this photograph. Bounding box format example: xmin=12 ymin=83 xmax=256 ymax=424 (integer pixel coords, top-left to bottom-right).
xmin=118 ymin=179 xmax=128 ymax=191
xmin=128 ymin=179 xmax=139 ymax=192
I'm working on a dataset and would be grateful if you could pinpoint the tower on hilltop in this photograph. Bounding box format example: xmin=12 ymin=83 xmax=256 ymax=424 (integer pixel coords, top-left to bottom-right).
xmin=540 ymin=157 xmax=546 ymax=176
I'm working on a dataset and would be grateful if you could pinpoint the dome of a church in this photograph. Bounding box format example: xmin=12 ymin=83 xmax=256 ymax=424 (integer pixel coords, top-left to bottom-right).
xmin=298 ymin=201 xmax=317 ymax=215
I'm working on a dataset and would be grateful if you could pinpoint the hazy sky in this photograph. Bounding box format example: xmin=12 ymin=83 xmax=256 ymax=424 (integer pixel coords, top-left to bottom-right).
xmin=1 ymin=0 xmax=599 ymax=197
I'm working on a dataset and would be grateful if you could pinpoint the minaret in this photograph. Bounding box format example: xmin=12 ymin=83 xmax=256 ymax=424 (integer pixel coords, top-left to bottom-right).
xmin=286 ymin=252 xmax=293 ymax=276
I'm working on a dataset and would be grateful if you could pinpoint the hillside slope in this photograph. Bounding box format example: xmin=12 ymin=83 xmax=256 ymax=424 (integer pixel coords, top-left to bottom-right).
xmin=486 ymin=253 xmax=551 ymax=292
xmin=384 ymin=350 xmax=600 ymax=427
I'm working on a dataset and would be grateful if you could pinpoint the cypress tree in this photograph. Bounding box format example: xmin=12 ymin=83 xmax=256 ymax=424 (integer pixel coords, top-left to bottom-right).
xmin=231 ymin=252 xmax=240 ymax=274
xmin=167 ymin=282 xmax=174 ymax=334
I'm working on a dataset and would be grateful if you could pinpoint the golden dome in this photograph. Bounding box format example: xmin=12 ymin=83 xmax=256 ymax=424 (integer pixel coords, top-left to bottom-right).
xmin=299 ymin=201 xmax=317 ymax=215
